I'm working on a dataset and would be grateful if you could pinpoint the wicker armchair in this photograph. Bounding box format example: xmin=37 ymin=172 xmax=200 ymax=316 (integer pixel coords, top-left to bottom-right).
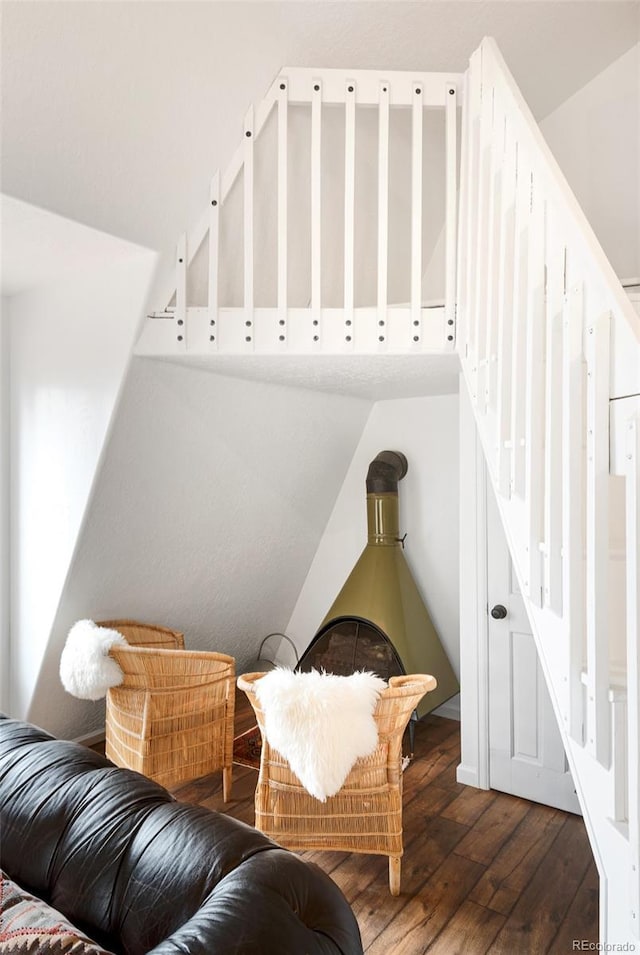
xmin=106 ymin=646 xmax=235 ymax=797
xmin=237 ymin=671 xmax=436 ymax=895
xmin=97 ymin=619 xmax=185 ymax=649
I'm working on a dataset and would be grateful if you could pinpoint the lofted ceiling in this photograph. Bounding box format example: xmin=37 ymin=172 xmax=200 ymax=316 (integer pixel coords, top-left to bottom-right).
xmin=157 ymin=353 xmax=461 ymax=400
xmin=2 ymin=1 xmax=638 ymax=259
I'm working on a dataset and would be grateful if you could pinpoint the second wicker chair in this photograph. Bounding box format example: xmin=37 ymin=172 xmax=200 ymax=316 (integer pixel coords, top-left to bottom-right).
xmin=100 ymin=621 xmax=235 ymax=798
xmin=237 ymin=671 xmax=436 ymax=895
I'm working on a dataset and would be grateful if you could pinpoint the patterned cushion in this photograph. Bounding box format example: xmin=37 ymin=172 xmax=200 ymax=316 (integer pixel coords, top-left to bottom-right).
xmin=0 ymin=872 xmax=114 ymax=954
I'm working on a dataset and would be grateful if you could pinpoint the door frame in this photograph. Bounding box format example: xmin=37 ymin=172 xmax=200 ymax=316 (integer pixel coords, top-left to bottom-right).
xmin=457 ymin=376 xmax=490 ymax=789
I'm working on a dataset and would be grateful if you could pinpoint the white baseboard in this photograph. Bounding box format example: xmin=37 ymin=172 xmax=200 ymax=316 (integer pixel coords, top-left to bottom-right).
xmin=456 ymin=763 xmax=488 ymax=789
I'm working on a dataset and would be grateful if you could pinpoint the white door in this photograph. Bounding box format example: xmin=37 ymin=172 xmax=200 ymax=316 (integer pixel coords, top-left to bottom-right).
xmin=487 ymin=484 xmax=581 ymax=814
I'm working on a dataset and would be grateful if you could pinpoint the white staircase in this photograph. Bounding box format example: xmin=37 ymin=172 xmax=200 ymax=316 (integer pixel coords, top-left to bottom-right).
xmin=135 ymin=38 xmax=640 ymax=945
xmin=457 ymin=38 xmax=640 ymax=945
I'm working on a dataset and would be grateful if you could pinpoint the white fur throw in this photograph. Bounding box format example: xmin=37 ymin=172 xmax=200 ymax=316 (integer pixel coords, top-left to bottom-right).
xmin=60 ymin=620 xmax=128 ymax=701
xmin=255 ymin=668 xmax=387 ymax=802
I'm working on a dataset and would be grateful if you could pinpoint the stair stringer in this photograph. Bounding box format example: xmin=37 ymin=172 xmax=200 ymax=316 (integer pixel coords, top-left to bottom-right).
xmin=458 ymin=38 xmax=640 ymax=945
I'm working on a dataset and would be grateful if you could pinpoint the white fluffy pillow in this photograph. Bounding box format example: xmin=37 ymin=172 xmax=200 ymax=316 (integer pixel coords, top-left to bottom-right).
xmin=256 ymin=668 xmax=387 ymax=802
xmin=60 ymin=620 xmax=128 ymax=701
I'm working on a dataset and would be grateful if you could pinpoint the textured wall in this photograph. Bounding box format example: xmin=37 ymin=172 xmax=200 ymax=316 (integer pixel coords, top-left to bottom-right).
xmin=29 ymin=360 xmax=370 ymax=738
xmin=287 ymin=392 xmax=460 ymax=716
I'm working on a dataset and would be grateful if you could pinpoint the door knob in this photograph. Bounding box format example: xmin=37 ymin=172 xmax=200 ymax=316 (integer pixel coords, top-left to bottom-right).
xmin=491 ymin=604 xmax=507 ymax=619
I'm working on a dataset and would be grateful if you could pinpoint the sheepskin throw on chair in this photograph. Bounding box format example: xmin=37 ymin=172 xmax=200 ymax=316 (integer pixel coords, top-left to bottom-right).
xmin=60 ymin=620 xmax=127 ymax=700
xmin=255 ymin=668 xmax=386 ymax=801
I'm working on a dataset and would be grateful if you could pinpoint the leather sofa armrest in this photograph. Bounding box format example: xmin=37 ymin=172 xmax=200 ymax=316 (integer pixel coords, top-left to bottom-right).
xmin=147 ymin=849 xmax=363 ymax=955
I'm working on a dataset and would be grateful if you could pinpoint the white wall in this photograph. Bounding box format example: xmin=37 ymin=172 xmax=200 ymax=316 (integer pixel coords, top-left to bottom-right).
xmin=287 ymin=392 xmax=460 ymax=716
xmin=0 ymin=300 xmax=10 ymax=711
xmin=9 ymin=253 xmax=156 ymax=722
xmin=540 ymin=42 xmax=640 ymax=280
xmin=29 ymin=361 xmax=371 ymax=738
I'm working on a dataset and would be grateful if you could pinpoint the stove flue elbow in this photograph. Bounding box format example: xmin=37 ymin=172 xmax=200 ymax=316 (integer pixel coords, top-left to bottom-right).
xmin=365 ymin=451 xmax=408 ymax=495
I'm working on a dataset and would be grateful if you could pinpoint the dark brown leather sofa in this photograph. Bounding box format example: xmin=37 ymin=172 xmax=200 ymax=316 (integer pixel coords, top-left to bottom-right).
xmin=0 ymin=716 xmax=363 ymax=954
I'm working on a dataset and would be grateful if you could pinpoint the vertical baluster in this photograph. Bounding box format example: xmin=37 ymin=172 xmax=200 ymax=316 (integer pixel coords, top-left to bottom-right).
xmin=625 ymin=416 xmax=640 ymax=929
xmin=609 ymin=688 xmax=628 ymax=823
xmin=545 ymin=227 xmax=566 ymax=614
xmin=465 ymin=49 xmax=482 ymax=393
xmin=244 ymin=105 xmax=254 ymax=341
xmin=563 ymin=283 xmax=586 ymax=742
xmin=466 ymin=130 xmax=480 ymax=363
xmin=377 ymin=80 xmax=390 ymax=329
xmin=208 ymin=172 xmax=220 ymax=350
xmin=524 ymin=184 xmax=545 ymax=605
xmin=474 ymin=80 xmax=493 ymax=415
xmin=445 ymin=82 xmax=457 ymax=344
xmin=483 ymin=88 xmax=501 ymax=414
xmin=585 ymin=310 xmax=611 ymax=766
xmin=455 ymin=70 xmax=470 ymax=359
xmin=411 ymin=82 xmax=423 ymax=338
xmin=495 ymin=122 xmax=516 ymax=495
xmin=311 ymin=79 xmax=322 ymax=330
xmin=509 ymin=144 xmax=528 ymax=499
xmin=277 ymin=81 xmax=288 ymax=340
xmin=344 ymin=81 xmax=356 ymax=335
xmin=176 ymin=232 xmax=187 ymax=350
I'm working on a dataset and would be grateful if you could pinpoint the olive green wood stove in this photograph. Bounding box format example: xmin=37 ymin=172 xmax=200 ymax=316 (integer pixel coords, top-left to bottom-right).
xmin=298 ymin=451 xmax=459 ymax=720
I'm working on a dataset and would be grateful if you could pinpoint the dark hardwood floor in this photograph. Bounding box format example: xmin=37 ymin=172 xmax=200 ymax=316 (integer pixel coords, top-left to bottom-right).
xmin=172 ymin=692 xmax=599 ymax=954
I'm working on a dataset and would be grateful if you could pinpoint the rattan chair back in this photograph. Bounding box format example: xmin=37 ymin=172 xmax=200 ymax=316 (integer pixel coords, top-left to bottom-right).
xmin=97 ymin=619 xmax=185 ymax=649
xmin=106 ymin=646 xmax=235 ymax=797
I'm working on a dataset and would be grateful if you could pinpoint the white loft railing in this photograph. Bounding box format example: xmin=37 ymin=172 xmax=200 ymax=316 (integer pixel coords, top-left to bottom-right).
xmin=137 ymin=67 xmax=463 ymax=357
xmin=458 ymin=37 xmax=640 ymax=942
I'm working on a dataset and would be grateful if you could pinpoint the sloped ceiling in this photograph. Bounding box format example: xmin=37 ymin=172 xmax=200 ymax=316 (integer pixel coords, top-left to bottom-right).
xmin=160 ymin=354 xmax=461 ymax=400
xmin=0 ymin=195 xmax=153 ymax=298
xmin=2 ymin=1 xmax=638 ymax=258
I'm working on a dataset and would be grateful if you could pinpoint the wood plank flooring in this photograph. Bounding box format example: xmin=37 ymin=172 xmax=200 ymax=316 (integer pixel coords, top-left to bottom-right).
xmin=172 ymin=693 xmax=599 ymax=954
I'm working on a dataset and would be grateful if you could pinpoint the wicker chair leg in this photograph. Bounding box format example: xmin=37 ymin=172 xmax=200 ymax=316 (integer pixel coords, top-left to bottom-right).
xmin=223 ymin=765 xmax=233 ymax=803
xmin=389 ymin=856 xmax=401 ymax=896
